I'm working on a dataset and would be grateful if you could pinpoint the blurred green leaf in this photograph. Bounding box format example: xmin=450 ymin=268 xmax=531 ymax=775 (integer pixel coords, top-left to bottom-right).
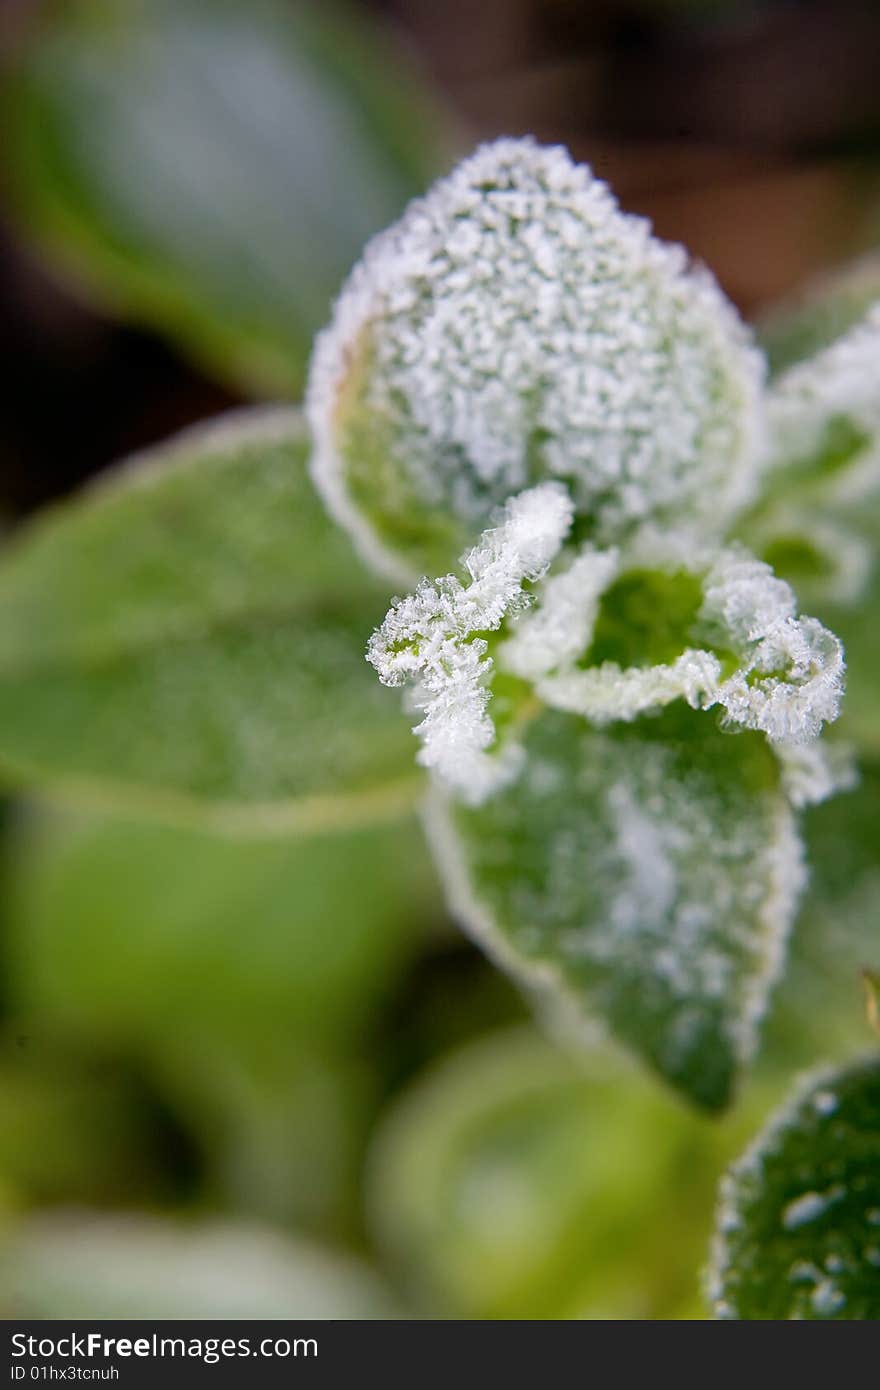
xmin=427 ymin=707 xmax=799 ymax=1112
xmin=5 ymin=802 xmax=429 ymax=1054
xmin=157 ymin=1047 xmax=377 ymax=1236
xmin=1 ymin=1213 xmax=400 ymax=1319
xmin=0 ymin=1032 xmax=178 ymax=1208
xmin=816 ymin=565 xmax=880 ymax=756
xmin=766 ymin=761 xmax=880 ymax=1066
xmin=4 ymin=0 xmax=448 ymax=396
xmin=367 ymin=1027 xmax=775 ymax=1319
xmin=4 ymin=800 xmax=433 ymax=1233
xmin=757 ymin=254 xmax=880 ymax=377
xmin=710 ymin=1056 xmax=880 ymax=1319
xmin=0 ymin=408 xmax=419 ymax=827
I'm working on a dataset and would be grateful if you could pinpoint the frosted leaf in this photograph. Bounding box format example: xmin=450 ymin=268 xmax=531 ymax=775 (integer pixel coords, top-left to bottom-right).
xmin=500 ymin=544 xmax=620 ymax=680
xmin=762 ymin=303 xmax=880 ymax=503
xmin=747 ymin=507 xmax=873 ymax=606
xmin=709 ymin=1057 xmax=880 ymax=1318
xmin=701 ymin=550 xmax=845 ymax=744
xmin=426 ymin=707 xmax=803 ymax=1111
xmin=515 ymin=542 xmax=844 ymax=752
xmin=536 ymin=650 xmax=721 ymax=724
xmin=308 ymin=137 xmax=764 ymax=580
xmin=366 ymin=483 xmax=572 ymax=801
xmin=758 ymin=253 xmax=880 ymax=375
xmin=773 ymin=739 xmax=857 ymax=810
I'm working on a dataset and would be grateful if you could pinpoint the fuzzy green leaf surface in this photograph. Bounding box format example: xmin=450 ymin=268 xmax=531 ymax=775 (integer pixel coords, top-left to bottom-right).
xmin=710 ymin=1056 xmax=880 ymax=1319
xmin=0 ymin=409 xmax=416 ymax=828
xmin=426 ymin=707 xmax=803 ymax=1112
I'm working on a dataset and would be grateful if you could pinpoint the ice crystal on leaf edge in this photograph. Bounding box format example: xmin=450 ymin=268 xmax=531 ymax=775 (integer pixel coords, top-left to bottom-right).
xmin=368 ymin=491 xmax=845 ymax=806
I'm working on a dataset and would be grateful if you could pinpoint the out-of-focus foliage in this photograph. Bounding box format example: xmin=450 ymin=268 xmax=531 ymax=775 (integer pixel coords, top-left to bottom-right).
xmin=3 ymin=0 xmax=449 ymax=397
xmin=0 ymin=1031 xmax=178 ymax=1208
xmin=3 ymin=800 xmax=433 ymax=1231
xmin=758 ymin=256 xmax=880 ymax=378
xmin=1 ymin=1213 xmax=400 ymax=1319
xmin=5 ymin=801 xmax=428 ymax=1053
xmin=367 ymin=1027 xmax=779 ymax=1319
xmin=769 ymin=762 xmax=880 ymax=1067
xmin=0 ymin=408 xmax=418 ymax=829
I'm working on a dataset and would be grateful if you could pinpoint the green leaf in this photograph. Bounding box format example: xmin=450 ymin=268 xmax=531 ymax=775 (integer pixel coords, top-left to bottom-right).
xmin=2 ymin=1213 xmax=399 ymax=1319
xmin=426 ymin=706 xmax=803 ymax=1111
xmin=308 ymin=138 xmax=763 ymax=582
xmin=4 ymin=798 xmax=433 ymax=1232
xmin=367 ymin=1027 xmax=776 ymax=1319
xmin=769 ymin=760 xmax=880 ymax=1066
xmin=758 ymin=307 xmax=879 ymax=504
xmin=5 ymin=803 xmax=429 ymax=1055
xmin=753 ymin=499 xmax=880 ymax=754
xmin=816 ymin=570 xmax=880 ymax=756
xmin=0 ymin=408 xmax=418 ymax=828
xmin=0 ymin=1031 xmax=173 ymax=1208
xmin=5 ymin=0 xmax=447 ymax=396
xmin=757 ymin=254 xmax=880 ymax=377
xmin=709 ymin=1056 xmax=880 ymax=1319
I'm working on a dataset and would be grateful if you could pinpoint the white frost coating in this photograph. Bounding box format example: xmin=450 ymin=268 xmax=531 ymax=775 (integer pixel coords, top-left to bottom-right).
xmin=500 ymin=544 xmax=619 ymax=680
xmin=812 ymin=1090 xmax=839 ymax=1116
xmin=536 ymin=650 xmax=721 ymax=724
xmin=811 ymin=1280 xmax=846 ymax=1316
xmin=711 ymin=618 xmax=844 ymax=743
xmin=308 ymin=137 xmax=764 ymax=577
xmin=370 ymin=511 xmax=841 ymax=802
xmin=570 ymin=761 xmax=802 ymax=1066
xmin=701 ymin=546 xmax=797 ymax=642
xmin=424 ymin=723 xmax=804 ymax=1110
xmin=520 ymin=543 xmax=843 ymax=749
xmin=774 ymin=739 xmax=857 ymax=810
xmin=700 ymin=549 xmax=845 ymax=743
xmin=366 ymin=483 xmax=573 ymax=801
xmin=782 ymin=1186 xmax=845 ymax=1231
xmin=764 ymin=303 xmax=880 ymax=499
xmin=708 ymin=1059 xmax=880 ymax=1318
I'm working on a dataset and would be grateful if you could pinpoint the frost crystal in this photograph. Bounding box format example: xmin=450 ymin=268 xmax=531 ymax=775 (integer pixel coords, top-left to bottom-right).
xmin=700 ymin=549 xmax=845 ymax=743
xmin=537 ymin=650 xmax=722 ymax=725
xmin=309 ymin=137 xmax=764 ymax=578
xmin=500 ymin=544 xmax=619 ymax=680
xmin=515 ymin=543 xmax=843 ymax=747
xmin=774 ymin=740 xmax=856 ymax=810
xmin=782 ymin=1186 xmax=845 ymax=1231
xmin=370 ymin=500 xmax=843 ymax=803
xmin=764 ymin=303 xmax=880 ymax=498
xmin=366 ymin=483 xmax=573 ymax=800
